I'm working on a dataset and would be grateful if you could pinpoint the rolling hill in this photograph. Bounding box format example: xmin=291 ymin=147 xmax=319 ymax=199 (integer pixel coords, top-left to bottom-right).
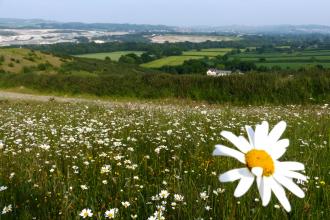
xmin=0 ymin=48 xmax=159 ymax=75
xmin=0 ymin=48 xmax=67 ymax=73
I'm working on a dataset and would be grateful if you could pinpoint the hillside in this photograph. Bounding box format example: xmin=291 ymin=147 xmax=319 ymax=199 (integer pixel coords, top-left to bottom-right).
xmin=0 ymin=48 xmax=67 ymax=73
xmin=0 ymin=48 xmax=159 ymax=76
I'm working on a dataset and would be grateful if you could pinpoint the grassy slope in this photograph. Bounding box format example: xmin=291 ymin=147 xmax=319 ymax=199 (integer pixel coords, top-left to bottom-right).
xmin=0 ymin=48 xmax=66 ymax=73
xmin=0 ymin=48 xmax=158 ymax=76
xmin=75 ymin=51 xmax=144 ymax=61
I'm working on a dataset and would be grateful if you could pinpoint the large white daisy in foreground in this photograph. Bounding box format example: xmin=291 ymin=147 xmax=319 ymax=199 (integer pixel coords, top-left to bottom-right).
xmin=213 ymin=121 xmax=306 ymax=212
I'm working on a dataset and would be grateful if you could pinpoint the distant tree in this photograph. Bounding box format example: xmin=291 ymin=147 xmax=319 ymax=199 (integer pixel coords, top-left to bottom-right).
xmin=118 ymin=55 xmax=137 ymax=64
xmin=140 ymin=53 xmax=154 ymax=63
xmin=75 ymin=36 xmax=89 ymax=43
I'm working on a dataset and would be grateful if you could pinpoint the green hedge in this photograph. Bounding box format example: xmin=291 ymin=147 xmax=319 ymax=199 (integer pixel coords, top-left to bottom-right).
xmin=0 ymin=71 xmax=329 ymax=104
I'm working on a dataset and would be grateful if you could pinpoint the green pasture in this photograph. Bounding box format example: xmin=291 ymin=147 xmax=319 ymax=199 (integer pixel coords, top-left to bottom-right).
xmin=183 ymin=48 xmax=232 ymax=57
xmin=142 ymin=48 xmax=232 ymax=68
xmin=141 ymin=55 xmax=204 ymax=68
xmin=75 ymin=51 xmax=144 ymax=61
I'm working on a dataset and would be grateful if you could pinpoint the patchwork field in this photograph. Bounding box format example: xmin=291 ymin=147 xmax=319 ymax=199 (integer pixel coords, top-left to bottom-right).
xmin=233 ymin=49 xmax=330 ymax=69
xmin=0 ymin=100 xmax=329 ymax=219
xmin=75 ymin=51 xmax=144 ymax=61
xmin=141 ymin=48 xmax=232 ymax=68
xmin=141 ymin=56 xmax=203 ymax=68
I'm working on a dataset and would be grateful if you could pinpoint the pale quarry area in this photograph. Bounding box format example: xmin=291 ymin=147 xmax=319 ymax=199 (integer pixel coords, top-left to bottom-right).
xmin=0 ymin=29 xmax=128 ymax=46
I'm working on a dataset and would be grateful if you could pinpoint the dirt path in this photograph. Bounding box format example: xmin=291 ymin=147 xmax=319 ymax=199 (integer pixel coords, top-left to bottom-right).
xmin=0 ymin=91 xmax=185 ymax=111
xmin=0 ymin=91 xmax=105 ymax=104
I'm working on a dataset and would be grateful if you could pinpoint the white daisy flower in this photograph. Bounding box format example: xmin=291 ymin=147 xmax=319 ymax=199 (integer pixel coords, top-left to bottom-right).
xmin=121 ymin=201 xmax=130 ymax=208
xmin=1 ymin=204 xmax=12 ymax=214
xmin=159 ymin=190 xmax=170 ymax=199
xmin=105 ymin=208 xmax=118 ymax=219
xmin=213 ymin=121 xmax=306 ymax=212
xmin=79 ymin=208 xmax=93 ymax=218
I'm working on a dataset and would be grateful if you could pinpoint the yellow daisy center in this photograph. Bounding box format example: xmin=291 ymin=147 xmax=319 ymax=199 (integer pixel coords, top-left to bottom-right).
xmin=245 ymin=149 xmax=274 ymax=176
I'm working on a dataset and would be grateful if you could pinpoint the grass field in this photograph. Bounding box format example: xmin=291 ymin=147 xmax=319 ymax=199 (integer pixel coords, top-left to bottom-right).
xmin=141 ymin=48 xmax=232 ymax=68
xmin=233 ymin=49 xmax=330 ymax=69
xmin=75 ymin=51 xmax=144 ymax=61
xmin=182 ymin=48 xmax=232 ymax=57
xmin=141 ymin=56 xmax=204 ymax=68
xmin=0 ymin=101 xmax=329 ymax=219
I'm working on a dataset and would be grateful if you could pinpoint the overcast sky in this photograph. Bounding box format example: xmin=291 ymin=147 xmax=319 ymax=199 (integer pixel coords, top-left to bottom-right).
xmin=0 ymin=0 xmax=329 ymax=26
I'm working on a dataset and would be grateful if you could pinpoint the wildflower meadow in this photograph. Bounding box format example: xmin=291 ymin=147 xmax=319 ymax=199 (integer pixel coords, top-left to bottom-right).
xmin=0 ymin=101 xmax=329 ymax=219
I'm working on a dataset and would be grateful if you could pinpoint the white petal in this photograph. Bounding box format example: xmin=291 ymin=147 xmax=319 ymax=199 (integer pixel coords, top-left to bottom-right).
xmin=256 ymin=176 xmax=263 ymax=198
xmin=238 ymin=136 xmax=253 ymax=153
xmin=220 ymin=131 xmax=252 ymax=153
xmin=261 ymin=176 xmax=272 ymax=206
xmin=254 ymin=121 xmax=269 ymax=150
xmin=278 ymin=162 xmax=305 ymax=171
xmin=219 ymin=168 xmax=250 ymax=182
xmin=256 ymin=175 xmax=262 ymax=189
xmin=274 ymin=174 xmax=305 ymax=198
xmin=282 ymin=170 xmax=307 ymax=181
xmin=269 ymin=146 xmax=287 ymax=160
xmin=269 ymin=177 xmax=291 ymax=212
xmin=275 ymin=139 xmax=289 ymax=148
xmin=245 ymin=125 xmax=255 ymax=147
xmin=268 ymin=121 xmax=287 ymax=143
xmin=213 ymin=145 xmax=246 ymax=164
xmin=234 ymin=174 xmax=255 ymax=197
xmin=251 ymin=167 xmax=263 ymax=177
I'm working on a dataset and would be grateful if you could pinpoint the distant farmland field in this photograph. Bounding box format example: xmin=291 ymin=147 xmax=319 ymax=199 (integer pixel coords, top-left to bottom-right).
xmin=182 ymin=48 xmax=232 ymax=57
xmin=232 ymin=49 xmax=330 ymax=69
xmin=141 ymin=56 xmax=203 ymax=68
xmin=142 ymin=48 xmax=232 ymax=68
xmin=150 ymin=34 xmax=240 ymax=43
xmin=75 ymin=51 xmax=144 ymax=61
xmin=256 ymin=62 xmax=330 ymax=69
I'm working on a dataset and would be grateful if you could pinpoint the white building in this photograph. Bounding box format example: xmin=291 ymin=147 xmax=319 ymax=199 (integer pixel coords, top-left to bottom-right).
xmin=207 ymin=69 xmax=233 ymax=76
